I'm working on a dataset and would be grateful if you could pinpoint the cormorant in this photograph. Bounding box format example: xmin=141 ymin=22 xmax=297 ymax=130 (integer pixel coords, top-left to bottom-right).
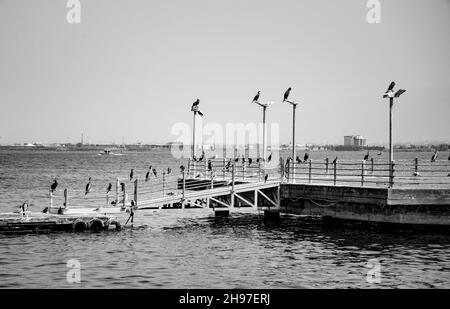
xmin=267 ymin=153 xmax=272 ymax=162
xmin=207 ymin=160 xmax=212 ymax=171
xmin=332 ymin=156 xmax=338 ymax=164
xmin=106 ymin=183 xmax=112 ymax=194
xmin=85 ymin=177 xmax=92 ymax=195
xmin=431 ymin=150 xmax=438 ymax=163
xmin=180 ymin=165 xmax=185 ymax=173
xmin=364 ymin=151 xmax=370 ymax=161
xmin=296 ymin=156 xmax=302 ymax=164
xmin=303 ymin=153 xmax=309 ymax=162
xmin=129 ymin=169 xmax=134 ymax=181
xmin=167 ymin=167 xmax=172 ymax=174
xmin=252 ymin=91 xmax=260 ymax=103
xmin=283 ymin=87 xmax=292 ymax=102
xmin=145 ymin=170 xmax=150 ymax=182
xmin=264 ymin=174 xmax=268 ymax=183
xmin=152 ymin=168 xmax=158 ymax=177
xmin=248 ymin=158 xmax=253 ymax=166
xmin=50 ymin=179 xmax=58 ymax=192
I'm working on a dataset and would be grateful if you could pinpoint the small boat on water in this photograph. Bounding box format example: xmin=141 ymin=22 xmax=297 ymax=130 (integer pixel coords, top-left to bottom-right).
xmin=98 ymin=148 xmax=125 ymax=156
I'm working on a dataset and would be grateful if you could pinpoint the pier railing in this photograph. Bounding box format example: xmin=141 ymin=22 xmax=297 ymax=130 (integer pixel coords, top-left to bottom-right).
xmin=48 ymin=157 xmax=449 ymax=210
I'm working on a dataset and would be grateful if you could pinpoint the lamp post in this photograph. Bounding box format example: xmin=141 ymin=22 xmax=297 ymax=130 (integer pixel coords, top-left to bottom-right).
xmin=284 ymin=87 xmax=299 ymax=181
xmin=191 ymin=99 xmax=203 ymax=159
xmin=382 ymin=82 xmax=406 ymax=186
xmin=252 ymin=92 xmax=274 ymax=172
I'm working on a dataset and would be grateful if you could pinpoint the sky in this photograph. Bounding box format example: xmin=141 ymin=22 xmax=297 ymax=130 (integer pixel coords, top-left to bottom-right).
xmin=0 ymin=0 xmax=449 ymax=145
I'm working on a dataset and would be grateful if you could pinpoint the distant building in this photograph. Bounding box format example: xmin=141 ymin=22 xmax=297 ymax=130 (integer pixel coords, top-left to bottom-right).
xmin=344 ymin=135 xmax=367 ymax=147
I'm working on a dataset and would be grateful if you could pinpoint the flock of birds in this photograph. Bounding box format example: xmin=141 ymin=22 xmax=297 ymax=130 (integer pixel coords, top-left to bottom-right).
xmin=48 ymin=151 xmax=450 ymax=195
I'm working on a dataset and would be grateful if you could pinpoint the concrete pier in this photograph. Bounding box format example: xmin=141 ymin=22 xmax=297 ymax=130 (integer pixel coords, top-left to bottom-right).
xmin=280 ymin=183 xmax=450 ymax=226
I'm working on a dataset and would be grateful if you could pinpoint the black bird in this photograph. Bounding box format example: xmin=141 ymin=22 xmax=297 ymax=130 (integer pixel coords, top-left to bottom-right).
xmin=167 ymin=167 xmax=172 ymax=174
xmin=283 ymin=87 xmax=292 ymax=102
xmin=50 ymin=179 xmax=58 ymax=192
xmin=431 ymin=150 xmax=438 ymax=163
xmin=267 ymin=153 xmax=272 ymax=162
xmin=248 ymin=158 xmax=253 ymax=166
xmin=145 ymin=170 xmax=151 ymax=182
xmin=387 ymin=81 xmax=396 ymax=92
xmin=192 ymin=155 xmax=197 ymax=162
xmin=199 ymin=150 xmax=205 ymax=161
xmin=152 ymin=168 xmax=158 ymax=177
xmin=21 ymin=200 xmax=29 ymax=213
xmin=226 ymin=159 xmax=231 ymax=171
xmin=256 ymin=157 xmax=261 ymax=163
xmin=252 ymin=91 xmax=260 ymax=103
xmin=207 ymin=160 xmax=212 ymax=171
xmin=129 ymin=169 xmax=134 ymax=181
xmin=191 ymin=99 xmax=199 ymax=110
xmin=120 ymin=182 xmax=125 ymax=192
xmin=377 ymin=152 xmax=383 ymax=156
xmin=264 ymin=174 xmax=268 ymax=183
xmin=303 ymin=153 xmax=309 ymax=162
xmin=85 ymin=177 xmax=92 ymax=195
xmin=332 ymin=156 xmax=338 ymax=164
xmin=106 ymin=183 xmax=112 ymax=194
xmin=234 ymin=157 xmax=239 ymax=163
xmin=448 ymin=154 xmax=450 ymax=161
xmin=241 ymin=156 xmax=245 ymax=164
xmin=363 ymin=151 xmax=370 ymax=161
xmin=296 ymin=156 xmax=302 ymax=164
xmin=180 ymin=165 xmax=185 ymax=173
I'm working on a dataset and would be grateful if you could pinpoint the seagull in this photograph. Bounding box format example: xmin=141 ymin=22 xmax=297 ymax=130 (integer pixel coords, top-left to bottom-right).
xmin=364 ymin=151 xmax=370 ymax=161
xmin=85 ymin=177 xmax=92 ymax=195
xmin=283 ymin=87 xmax=292 ymax=102
xmin=129 ymin=169 xmax=134 ymax=181
xmin=226 ymin=159 xmax=231 ymax=171
xmin=199 ymin=150 xmax=205 ymax=161
xmin=332 ymin=156 xmax=338 ymax=164
xmin=152 ymin=168 xmax=158 ymax=177
xmin=303 ymin=153 xmax=309 ymax=162
xmin=267 ymin=153 xmax=272 ymax=162
xmin=252 ymin=91 xmax=260 ymax=103
xmin=106 ymin=183 xmax=112 ymax=194
xmin=431 ymin=150 xmax=438 ymax=163
xmin=50 ymin=179 xmax=58 ymax=192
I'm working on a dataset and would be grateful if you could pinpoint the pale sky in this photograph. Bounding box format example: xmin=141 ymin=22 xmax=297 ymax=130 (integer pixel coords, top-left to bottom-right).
xmin=0 ymin=0 xmax=449 ymax=145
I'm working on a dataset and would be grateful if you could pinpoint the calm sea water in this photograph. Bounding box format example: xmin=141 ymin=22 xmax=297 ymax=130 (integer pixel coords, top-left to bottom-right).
xmin=0 ymin=149 xmax=449 ymax=288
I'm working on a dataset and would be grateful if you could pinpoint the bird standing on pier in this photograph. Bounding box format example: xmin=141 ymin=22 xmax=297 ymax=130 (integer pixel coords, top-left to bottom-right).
xmin=120 ymin=182 xmax=125 ymax=192
xmin=264 ymin=174 xmax=269 ymax=183
xmin=241 ymin=155 xmax=245 ymax=164
xmin=152 ymin=168 xmax=158 ymax=177
xmin=167 ymin=167 xmax=172 ymax=174
xmin=50 ymin=179 xmax=58 ymax=192
xmin=283 ymin=87 xmax=292 ymax=102
xmin=248 ymin=158 xmax=253 ymax=166
xmin=226 ymin=159 xmax=231 ymax=171
xmin=303 ymin=153 xmax=309 ymax=162
xmin=85 ymin=177 xmax=92 ymax=195
xmin=363 ymin=151 xmax=370 ymax=161
xmin=252 ymin=91 xmax=260 ymax=103
xmin=296 ymin=156 xmax=302 ymax=164
xmin=431 ymin=150 xmax=438 ymax=163
xmin=129 ymin=169 xmax=134 ymax=181
xmin=145 ymin=167 xmax=151 ymax=182
xmin=191 ymin=99 xmax=203 ymax=117
xmin=106 ymin=183 xmax=112 ymax=194
xmin=267 ymin=153 xmax=272 ymax=162
xmin=332 ymin=156 xmax=338 ymax=164
xmin=180 ymin=165 xmax=185 ymax=173
xmin=207 ymin=160 xmax=212 ymax=171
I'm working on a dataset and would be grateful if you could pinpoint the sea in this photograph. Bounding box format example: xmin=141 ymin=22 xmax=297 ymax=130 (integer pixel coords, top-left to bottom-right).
xmin=0 ymin=149 xmax=449 ymax=288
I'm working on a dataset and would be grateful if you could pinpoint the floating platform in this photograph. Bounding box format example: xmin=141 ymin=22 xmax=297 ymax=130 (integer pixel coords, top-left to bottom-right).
xmin=0 ymin=211 xmax=122 ymax=233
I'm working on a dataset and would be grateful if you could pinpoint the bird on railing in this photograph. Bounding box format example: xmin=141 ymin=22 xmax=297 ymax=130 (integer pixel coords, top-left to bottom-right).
xmin=267 ymin=153 xmax=272 ymax=162
xmin=199 ymin=150 xmax=205 ymax=161
xmin=363 ymin=151 xmax=370 ymax=161
xmin=167 ymin=167 xmax=172 ymax=174
xmin=50 ymin=179 xmax=58 ymax=193
xmin=264 ymin=174 xmax=269 ymax=183
xmin=303 ymin=153 xmax=309 ymax=162
xmin=207 ymin=160 xmax=212 ymax=171
xmin=85 ymin=177 xmax=92 ymax=195
xmin=248 ymin=158 xmax=253 ymax=166
xmin=431 ymin=150 xmax=438 ymax=163
xmin=106 ymin=183 xmax=112 ymax=194
xmin=241 ymin=155 xmax=245 ymax=164
xmin=226 ymin=159 xmax=231 ymax=171
xmin=283 ymin=87 xmax=291 ymax=102
xmin=180 ymin=165 xmax=185 ymax=173
xmin=252 ymin=91 xmax=260 ymax=103
xmin=129 ymin=169 xmax=134 ymax=181
xmin=332 ymin=156 xmax=338 ymax=164
xmin=145 ymin=167 xmax=152 ymax=182
xmin=120 ymin=182 xmax=125 ymax=192
xmin=296 ymin=156 xmax=302 ymax=164
xmin=234 ymin=157 xmax=239 ymax=163
xmin=192 ymin=155 xmax=198 ymax=162
xmin=256 ymin=157 xmax=261 ymax=163
xmin=152 ymin=168 xmax=158 ymax=177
